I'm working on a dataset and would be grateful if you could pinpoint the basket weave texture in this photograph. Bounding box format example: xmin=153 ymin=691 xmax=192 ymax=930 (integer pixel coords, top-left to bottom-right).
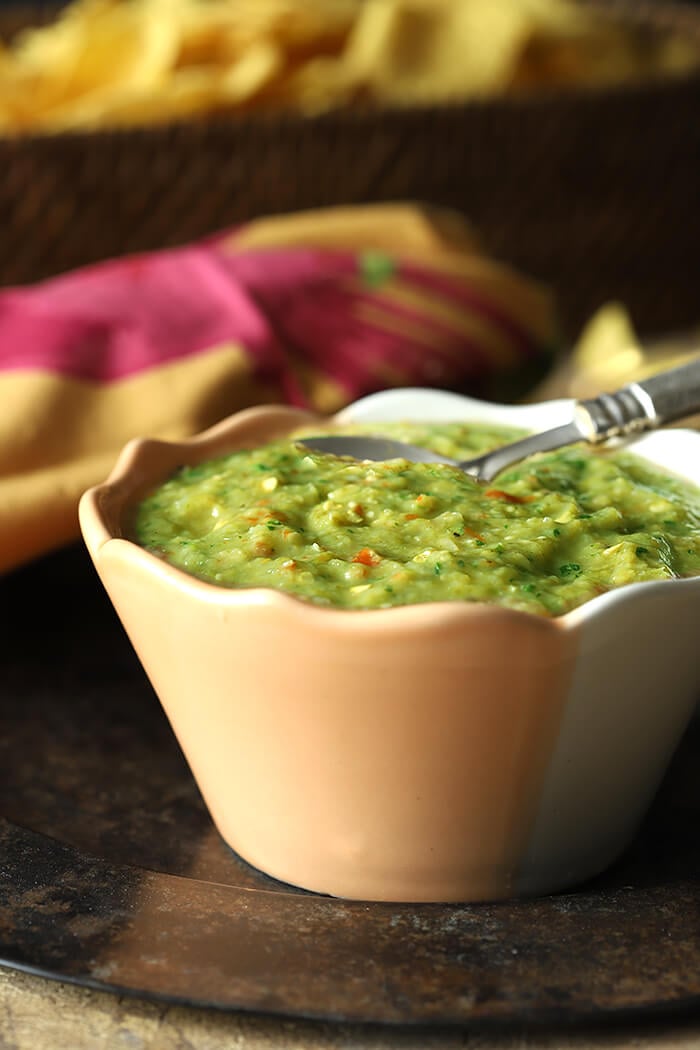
xmin=0 ymin=0 xmax=699 ymax=337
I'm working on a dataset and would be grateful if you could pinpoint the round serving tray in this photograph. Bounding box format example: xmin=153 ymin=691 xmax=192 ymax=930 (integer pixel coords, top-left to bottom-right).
xmin=1 ymin=545 xmax=699 ymax=1027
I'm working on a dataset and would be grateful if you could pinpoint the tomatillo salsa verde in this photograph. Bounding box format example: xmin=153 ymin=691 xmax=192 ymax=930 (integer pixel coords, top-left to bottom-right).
xmin=133 ymin=422 xmax=700 ymax=617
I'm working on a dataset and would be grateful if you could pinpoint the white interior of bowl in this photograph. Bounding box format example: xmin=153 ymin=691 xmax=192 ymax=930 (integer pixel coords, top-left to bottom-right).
xmin=337 ymin=387 xmax=574 ymax=428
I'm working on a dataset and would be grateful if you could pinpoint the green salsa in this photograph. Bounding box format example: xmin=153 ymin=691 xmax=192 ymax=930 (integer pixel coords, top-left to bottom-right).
xmin=134 ymin=422 xmax=700 ymax=617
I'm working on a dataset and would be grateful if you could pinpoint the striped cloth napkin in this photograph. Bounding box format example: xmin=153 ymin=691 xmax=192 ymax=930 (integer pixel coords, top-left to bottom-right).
xmin=0 ymin=202 xmax=557 ymax=574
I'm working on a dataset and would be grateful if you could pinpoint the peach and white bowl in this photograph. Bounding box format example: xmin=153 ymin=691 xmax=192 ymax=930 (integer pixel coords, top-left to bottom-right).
xmin=79 ymin=388 xmax=700 ymax=903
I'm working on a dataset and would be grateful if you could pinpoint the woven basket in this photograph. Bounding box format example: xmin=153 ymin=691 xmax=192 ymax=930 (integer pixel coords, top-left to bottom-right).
xmin=1 ymin=0 xmax=699 ymax=338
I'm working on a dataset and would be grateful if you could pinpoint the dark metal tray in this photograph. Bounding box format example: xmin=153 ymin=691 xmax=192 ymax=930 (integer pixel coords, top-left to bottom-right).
xmin=1 ymin=545 xmax=699 ymax=1027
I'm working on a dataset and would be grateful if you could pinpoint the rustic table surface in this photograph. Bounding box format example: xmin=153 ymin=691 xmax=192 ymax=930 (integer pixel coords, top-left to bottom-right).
xmin=4 ymin=966 xmax=700 ymax=1050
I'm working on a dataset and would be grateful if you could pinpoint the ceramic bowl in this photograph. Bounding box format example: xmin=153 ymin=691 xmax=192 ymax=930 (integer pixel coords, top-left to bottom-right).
xmin=79 ymin=389 xmax=700 ymax=902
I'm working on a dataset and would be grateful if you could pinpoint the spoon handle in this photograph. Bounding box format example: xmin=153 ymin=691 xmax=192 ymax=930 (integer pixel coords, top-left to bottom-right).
xmin=576 ymin=356 xmax=700 ymax=441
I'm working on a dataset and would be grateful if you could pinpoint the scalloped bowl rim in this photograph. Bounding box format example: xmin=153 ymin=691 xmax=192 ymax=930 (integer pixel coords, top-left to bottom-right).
xmin=80 ymin=388 xmax=700 ymax=634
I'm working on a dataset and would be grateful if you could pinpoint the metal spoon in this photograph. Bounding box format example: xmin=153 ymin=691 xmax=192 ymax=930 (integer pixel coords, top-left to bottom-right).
xmin=299 ymin=357 xmax=700 ymax=483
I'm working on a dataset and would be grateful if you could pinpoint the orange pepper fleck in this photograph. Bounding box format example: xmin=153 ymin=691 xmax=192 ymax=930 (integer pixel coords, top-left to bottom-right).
xmin=353 ymin=548 xmax=382 ymax=567
xmin=485 ymin=489 xmax=532 ymax=504
xmin=463 ymin=526 xmax=485 ymax=541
